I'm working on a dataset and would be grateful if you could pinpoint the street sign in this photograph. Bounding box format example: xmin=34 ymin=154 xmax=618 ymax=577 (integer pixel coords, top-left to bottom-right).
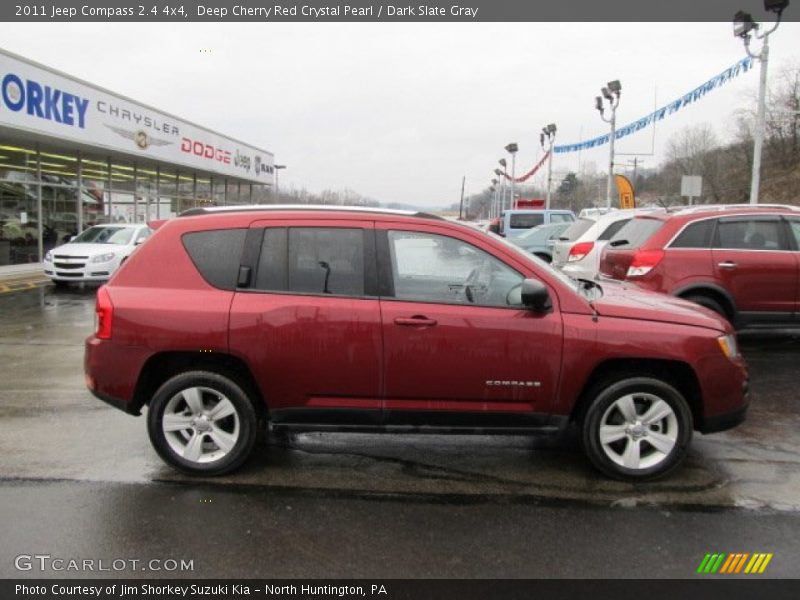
xmin=681 ymin=175 xmax=703 ymax=200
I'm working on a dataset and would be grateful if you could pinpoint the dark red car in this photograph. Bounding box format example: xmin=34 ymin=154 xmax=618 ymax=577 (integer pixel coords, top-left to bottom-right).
xmin=85 ymin=206 xmax=748 ymax=480
xmin=599 ymin=205 xmax=800 ymax=329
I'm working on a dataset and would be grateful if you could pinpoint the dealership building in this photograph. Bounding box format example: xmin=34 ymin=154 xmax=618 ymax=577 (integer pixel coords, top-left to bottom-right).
xmin=0 ymin=47 xmax=275 ymax=269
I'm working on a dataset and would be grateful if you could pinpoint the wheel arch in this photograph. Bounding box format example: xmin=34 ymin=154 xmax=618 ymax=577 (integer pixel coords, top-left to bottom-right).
xmin=570 ymin=358 xmax=703 ymax=430
xmin=132 ymin=351 xmax=267 ymax=417
xmin=673 ymin=282 xmax=737 ymax=322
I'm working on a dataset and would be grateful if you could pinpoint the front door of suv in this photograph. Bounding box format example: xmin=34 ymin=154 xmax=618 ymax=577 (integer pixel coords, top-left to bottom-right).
xmin=229 ymin=220 xmax=383 ymax=425
xmin=376 ymin=224 xmax=563 ymax=428
xmin=712 ymin=216 xmax=796 ymax=321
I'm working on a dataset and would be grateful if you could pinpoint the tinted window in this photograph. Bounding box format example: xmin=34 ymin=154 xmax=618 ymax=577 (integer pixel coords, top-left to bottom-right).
xmin=597 ymin=218 xmax=631 ymax=241
xmin=255 ymin=228 xmax=288 ymax=291
xmin=388 ymin=231 xmax=524 ymax=307
xmin=715 ymin=219 xmax=783 ymax=250
xmin=608 ymin=218 xmax=664 ymax=249
xmin=509 ymin=214 xmax=544 ymax=229
xmin=670 ymin=219 xmax=714 ymax=249
xmin=183 ymin=228 xmax=247 ymax=290
xmin=288 ymin=228 xmax=365 ymax=296
xmin=559 ymin=218 xmax=594 ymax=241
xmin=789 ymin=219 xmax=800 ymax=249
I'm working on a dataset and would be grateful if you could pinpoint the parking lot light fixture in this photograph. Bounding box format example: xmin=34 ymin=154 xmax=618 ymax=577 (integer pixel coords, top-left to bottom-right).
xmin=504 ymin=143 xmax=518 ymax=212
xmin=595 ymin=80 xmax=621 ymax=208
xmin=540 ymin=124 xmax=557 ymax=209
xmin=733 ymin=0 xmax=789 ymax=204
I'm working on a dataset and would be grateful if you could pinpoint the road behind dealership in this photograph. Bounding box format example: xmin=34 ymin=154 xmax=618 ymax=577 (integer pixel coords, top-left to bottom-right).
xmin=1 ymin=285 xmax=799 ymax=578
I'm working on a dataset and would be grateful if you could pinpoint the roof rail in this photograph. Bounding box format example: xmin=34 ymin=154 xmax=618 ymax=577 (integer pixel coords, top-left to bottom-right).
xmin=178 ymin=204 xmax=443 ymax=220
xmin=669 ymin=203 xmax=800 ymax=214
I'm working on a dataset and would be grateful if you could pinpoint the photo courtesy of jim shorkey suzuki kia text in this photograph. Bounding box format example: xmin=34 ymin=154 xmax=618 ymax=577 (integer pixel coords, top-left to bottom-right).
xmin=14 ymin=583 xmax=389 ymax=596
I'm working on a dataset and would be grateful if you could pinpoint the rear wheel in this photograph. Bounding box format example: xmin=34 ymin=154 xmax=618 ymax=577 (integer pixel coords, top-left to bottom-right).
xmin=683 ymin=294 xmax=727 ymax=321
xmin=581 ymin=377 xmax=693 ymax=481
xmin=147 ymin=371 xmax=258 ymax=476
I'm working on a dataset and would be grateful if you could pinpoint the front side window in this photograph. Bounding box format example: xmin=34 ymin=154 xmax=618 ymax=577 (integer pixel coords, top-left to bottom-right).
xmin=714 ymin=219 xmax=783 ymax=250
xmin=387 ymin=231 xmax=524 ymax=307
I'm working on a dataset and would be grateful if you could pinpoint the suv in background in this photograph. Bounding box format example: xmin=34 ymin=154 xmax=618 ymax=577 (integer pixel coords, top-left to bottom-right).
xmin=85 ymin=205 xmax=748 ymax=481
xmin=552 ymin=208 xmax=665 ymax=280
xmin=599 ymin=205 xmax=800 ymax=328
xmin=499 ymin=209 xmax=575 ymax=238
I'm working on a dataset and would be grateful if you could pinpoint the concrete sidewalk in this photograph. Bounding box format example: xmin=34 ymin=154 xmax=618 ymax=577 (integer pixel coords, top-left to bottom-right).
xmin=0 ymin=263 xmax=49 ymax=290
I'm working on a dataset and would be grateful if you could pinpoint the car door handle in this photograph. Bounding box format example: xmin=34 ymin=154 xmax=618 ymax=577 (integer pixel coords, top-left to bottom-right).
xmin=394 ymin=316 xmax=438 ymax=327
xmin=718 ymin=261 xmax=737 ymax=269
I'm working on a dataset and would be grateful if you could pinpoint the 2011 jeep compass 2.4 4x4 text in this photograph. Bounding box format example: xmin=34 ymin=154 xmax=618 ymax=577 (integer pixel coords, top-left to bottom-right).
xmin=85 ymin=206 xmax=748 ymax=480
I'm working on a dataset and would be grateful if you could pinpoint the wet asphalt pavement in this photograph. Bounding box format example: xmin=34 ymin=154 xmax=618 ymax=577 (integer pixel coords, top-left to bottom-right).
xmin=1 ymin=285 xmax=800 ymax=578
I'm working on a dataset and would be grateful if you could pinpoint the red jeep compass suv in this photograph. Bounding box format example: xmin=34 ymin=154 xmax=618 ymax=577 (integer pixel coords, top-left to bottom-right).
xmin=599 ymin=205 xmax=800 ymax=329
xmin=85 ymin=206 xmax=748 ymax=481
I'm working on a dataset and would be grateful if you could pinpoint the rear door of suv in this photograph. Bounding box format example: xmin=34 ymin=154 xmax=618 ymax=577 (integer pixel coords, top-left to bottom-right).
xmin=375 ymin=222 xmax=563 ymax=428
xmin=711 ymin=215 xmax=796 ymax=321
xmin=229 ymin=218 xmax=383 ymax=425
xmin=785 ymin=216 xmax=800 ymax=319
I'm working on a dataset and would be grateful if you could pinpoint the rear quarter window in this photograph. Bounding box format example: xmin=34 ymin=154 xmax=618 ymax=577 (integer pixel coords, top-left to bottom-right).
xmin=608 ymin=218 xmax=664 ymax=249
xmin=597 ymin=218 xmax=631 ymax=241
xmin=669 ymin=219 xmax=714 ymax=248
xmin=182 ymin=228 xmax=247 ymax=290
xmin=559 ymin=218 xmax=595 ymax=241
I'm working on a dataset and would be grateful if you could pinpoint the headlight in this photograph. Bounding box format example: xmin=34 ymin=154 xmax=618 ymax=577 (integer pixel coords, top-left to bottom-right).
xmin=717 ymin=334 xmax=739 ymax=360
xmin=92 ymin=252 xmax=116 ymax=263
xmin=44 ymin=251 xmax=53 ymax=262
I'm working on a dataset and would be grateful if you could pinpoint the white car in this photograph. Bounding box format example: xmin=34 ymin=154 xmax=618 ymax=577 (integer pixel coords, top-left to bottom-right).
xmin=43 ymin=223 xmax=152 ymax=286
xmin=551 ymin=208 xmax=664 ymax=280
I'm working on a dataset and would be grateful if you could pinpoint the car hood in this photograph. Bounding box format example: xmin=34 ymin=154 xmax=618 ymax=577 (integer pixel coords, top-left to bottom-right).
xmin=51 ymin=243 xmax=125 ymax=256
xmin=590 ymin=280 xmax=731 ymax=333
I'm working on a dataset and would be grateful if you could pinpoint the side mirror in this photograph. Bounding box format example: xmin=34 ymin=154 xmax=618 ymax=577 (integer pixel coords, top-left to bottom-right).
xmin=520 ymin=278 xmax=552 ymax=312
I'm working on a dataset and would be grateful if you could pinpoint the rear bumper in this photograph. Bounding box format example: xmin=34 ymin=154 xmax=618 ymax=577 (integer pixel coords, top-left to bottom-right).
xmin=85 ymin=335 xmax=149 ymax=416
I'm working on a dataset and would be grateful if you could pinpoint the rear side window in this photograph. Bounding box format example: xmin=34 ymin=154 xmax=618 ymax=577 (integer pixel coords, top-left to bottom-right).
xmin=509 ymin=214 xmax=544 ymax=229
xmin=597 ymin=218 xmax=631 ymax=241
xmin=254 ymin=227 xmax=365 ymax=296
xmin=182 ymin=229 xmax=247 ymax=290
xmin=789 ymin=219 xmax=800 ymax=249
xmin=714 ymin=219 xmax=783 ymax=250
xmin=670 ymin=219 xmax=714 ymax=248
xmin=559 ymin=218 xmax=594 ymax=241
xmin=608 ymin=218 xmax=664 ymax=249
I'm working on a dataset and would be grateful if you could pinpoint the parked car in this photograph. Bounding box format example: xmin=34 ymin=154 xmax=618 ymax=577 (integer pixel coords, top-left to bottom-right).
xmin=552 ymin=208 xmax=664 ymax=280
xmin=44 ymin=223 xmax=153 ymax=286
xmin=498 ymin=209 xmax=575 ymax=238
xmin=510 ymin=222 xmax=571 ymax=262
xmin=85 ymin=205 xmax=748 ymax=481
xmin=598 ymin=204 xmax=800 ymax=329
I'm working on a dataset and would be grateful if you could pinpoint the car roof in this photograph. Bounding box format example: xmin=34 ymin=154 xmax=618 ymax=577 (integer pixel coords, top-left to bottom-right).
xmin=634 ymin=204 xmax=800 ymax=225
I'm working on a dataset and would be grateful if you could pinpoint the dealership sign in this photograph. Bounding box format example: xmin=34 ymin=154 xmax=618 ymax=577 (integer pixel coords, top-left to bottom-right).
xmin=0 ymin=49 xmax=273 ymax=183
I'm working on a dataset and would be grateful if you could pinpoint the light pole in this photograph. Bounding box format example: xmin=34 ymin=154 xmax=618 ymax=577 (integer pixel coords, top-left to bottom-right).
xmin=505 ymin=143 xmax=518 ymax=210
xmin=273 ymin=164 xmax=286 ymax=203
xmin=540 ymin=124 xmax=557 ymax=209
xmin=497 ymin=160 xmax=507 ymax=213
xmin=595 ymin=80 xmax=621 ymax=208
xmin=490 ymin=178 xmax=499 ymax=218
xmin=733 ymin=0 xmax=789 ymax=204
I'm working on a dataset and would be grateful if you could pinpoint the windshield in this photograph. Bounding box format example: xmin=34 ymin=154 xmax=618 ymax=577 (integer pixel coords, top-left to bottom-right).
xmin=72 ymin=226 xmax=135 ymax=245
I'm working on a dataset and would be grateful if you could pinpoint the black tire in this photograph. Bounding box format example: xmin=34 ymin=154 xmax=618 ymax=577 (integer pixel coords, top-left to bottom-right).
xmin=147 ymin=371 xmax=259 ymax=476
xmin=581 ymin=377 xmax=693 ymax=481
xmin=683 ymin=294 xmax=727 ymax=321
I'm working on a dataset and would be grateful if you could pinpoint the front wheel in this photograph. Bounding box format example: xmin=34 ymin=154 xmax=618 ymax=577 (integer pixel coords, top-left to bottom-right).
xmin=147 ymin=371 xmax=258 ymax=476
xmin=581 ymin=377 xmax=693 ymax=481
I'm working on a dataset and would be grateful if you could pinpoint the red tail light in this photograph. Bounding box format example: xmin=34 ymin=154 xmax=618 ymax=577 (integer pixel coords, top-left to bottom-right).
xmin=568 ymin=241 xmax=594 ymax=262
xmin=95 ymin=285 xmax=114 ymax=340
xmin=626 ymin=250 xmax=664 ymax=277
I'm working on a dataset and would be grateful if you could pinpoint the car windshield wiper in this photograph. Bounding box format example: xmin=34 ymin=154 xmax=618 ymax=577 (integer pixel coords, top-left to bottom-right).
xmin=609 ymin=239 xmax=629 ymax=247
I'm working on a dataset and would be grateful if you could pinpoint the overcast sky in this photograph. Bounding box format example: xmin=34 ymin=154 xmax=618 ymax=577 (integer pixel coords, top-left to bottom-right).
xmin=1 ymin=21 xmax=799 ymax=207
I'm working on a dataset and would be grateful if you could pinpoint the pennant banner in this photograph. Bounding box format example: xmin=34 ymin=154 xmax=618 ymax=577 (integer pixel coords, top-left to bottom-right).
xmin=553 ymin=56 xmax=754 ymax=154
xmin=505 ymin=151 xmax=550 ymax=183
